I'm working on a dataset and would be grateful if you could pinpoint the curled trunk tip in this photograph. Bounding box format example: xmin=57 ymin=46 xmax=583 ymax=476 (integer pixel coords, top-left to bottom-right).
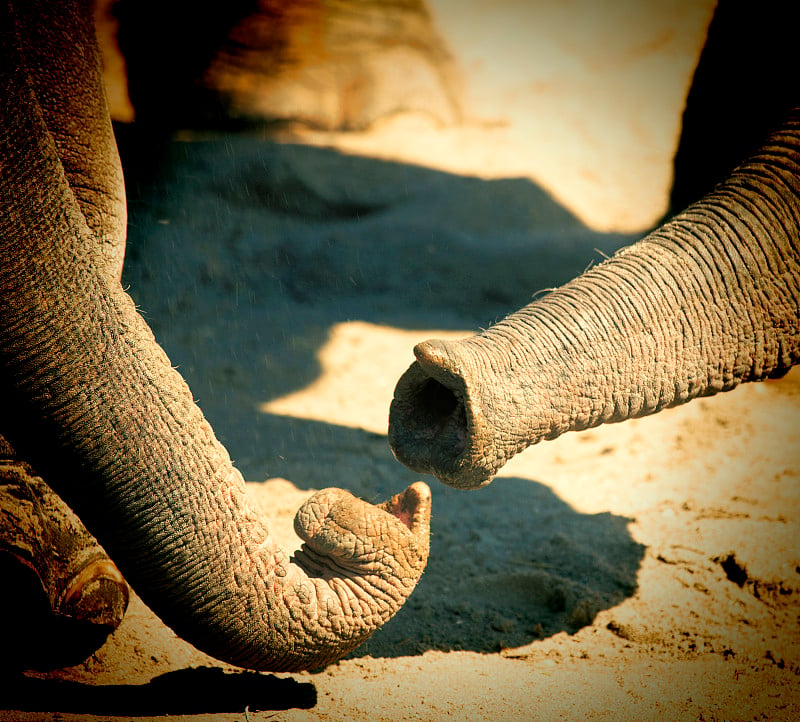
xmin=378 ymin=480 xmax=432 ymax=531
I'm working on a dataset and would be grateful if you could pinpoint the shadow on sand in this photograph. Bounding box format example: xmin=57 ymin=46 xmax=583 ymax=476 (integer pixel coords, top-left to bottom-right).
xmin=4 ymin=666 xmax=315 ymax=715
xmin=117 ymin=135 xmax=645 ymax=657
xmin=357 ymin=473 xmax=645 ymax=658
xmin=120 ymin=135 xmax=637 ymax=479
xmin=2 ymin=136 xmax=647 ymax=716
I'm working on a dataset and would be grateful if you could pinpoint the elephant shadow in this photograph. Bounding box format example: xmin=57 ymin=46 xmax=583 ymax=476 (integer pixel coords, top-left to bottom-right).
xmin=119 ymin=134 xmax=637 ymax=480
xmin=2 ymin=666 xmax=316 ymax=716
xmin=212 ymin=412 xmax=646 ymax=656
xmin=119 ymin=133 xmax=645 ymax=656
xmin=359 ymin=473 xmax=645 ymax=657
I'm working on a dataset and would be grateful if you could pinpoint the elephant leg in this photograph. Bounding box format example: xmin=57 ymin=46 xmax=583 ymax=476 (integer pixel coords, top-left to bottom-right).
xmin=0 ymin=435 xmax=128 ymax=670
xmin=115 ymin=0 xmax=462 ymax=130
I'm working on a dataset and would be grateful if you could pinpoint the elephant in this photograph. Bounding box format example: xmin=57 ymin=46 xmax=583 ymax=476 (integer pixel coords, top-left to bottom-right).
xmin=0 ymin=0 xmax=431 ymax=673
xmin=97 ymin=0 xmax=462 ymax=130
xmin=388 ymin=2 xmax=800 ymax=489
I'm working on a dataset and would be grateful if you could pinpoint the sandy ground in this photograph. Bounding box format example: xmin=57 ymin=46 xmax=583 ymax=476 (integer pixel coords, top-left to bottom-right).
xmin=5 ymin=1 xmax=800 ymax=719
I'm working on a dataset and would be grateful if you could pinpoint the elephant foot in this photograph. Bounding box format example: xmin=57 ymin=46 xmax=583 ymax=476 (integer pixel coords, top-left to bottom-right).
xmin=61 ymin=557 xmax=128 ymax=629
xmin=201 ymin=0 xmax=463 ymax=130
xmin=117 ymin=0 xmax=463 ymax=130
xmin=0 ymin=459 xmax=129 ymax=671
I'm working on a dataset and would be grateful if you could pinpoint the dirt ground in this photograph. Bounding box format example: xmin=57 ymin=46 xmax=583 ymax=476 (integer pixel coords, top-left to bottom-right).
xmin=4 ymin=1 xmax=800 ymax=720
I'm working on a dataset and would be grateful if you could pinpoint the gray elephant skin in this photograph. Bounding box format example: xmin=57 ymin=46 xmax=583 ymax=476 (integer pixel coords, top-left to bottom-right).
xmin=388 ymin=3 xmax=800 ymax=489
xmin=3 ymin=0 xmax=799 ymax=677
xmin=0 ymin=0 xmax=431 ymax=672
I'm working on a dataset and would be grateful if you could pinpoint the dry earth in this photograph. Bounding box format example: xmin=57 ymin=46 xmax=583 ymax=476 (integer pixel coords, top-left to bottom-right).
xmin=4 ymin=1 xmax=800 ymax=720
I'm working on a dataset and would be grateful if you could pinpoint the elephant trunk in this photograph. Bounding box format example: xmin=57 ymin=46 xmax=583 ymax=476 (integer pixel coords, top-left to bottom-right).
xmin=389 ymin=113 xmax=800 ymax=489
xmin=1 ymin=3 xmax=429 ymax=671
xmin=0 ymin=134 xmax=431 ymax=672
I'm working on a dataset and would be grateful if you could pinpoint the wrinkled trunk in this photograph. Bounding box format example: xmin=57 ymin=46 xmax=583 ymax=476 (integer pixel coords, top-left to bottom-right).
xmin=14 ymin=0 xmax=127 ymax=279
xmin=1 ymin=0 xmax=430 ymax=671
xmin=390 ymin=112 xmax=800 ymax=489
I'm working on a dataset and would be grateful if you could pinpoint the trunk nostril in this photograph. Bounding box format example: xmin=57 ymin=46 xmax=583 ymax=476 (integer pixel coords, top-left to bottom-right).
xmin=406 ymin=377 xmax=467 ymax=459
xmin=419 ymin=378 xmax=458 ymax=423
xmin=390 ymin=349 xmax=478 ymax=486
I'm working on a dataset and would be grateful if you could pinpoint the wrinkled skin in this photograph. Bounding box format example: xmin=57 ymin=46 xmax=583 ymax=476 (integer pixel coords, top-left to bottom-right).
xmin=0 ymin=0 xmax=430 ymax=672
xmin=389 ymin=5 xmax=800 ymax=490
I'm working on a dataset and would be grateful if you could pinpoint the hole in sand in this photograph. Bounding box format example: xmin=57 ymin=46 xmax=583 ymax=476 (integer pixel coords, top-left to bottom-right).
xmin=718 ymin=553 xmax=748 ymax=587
